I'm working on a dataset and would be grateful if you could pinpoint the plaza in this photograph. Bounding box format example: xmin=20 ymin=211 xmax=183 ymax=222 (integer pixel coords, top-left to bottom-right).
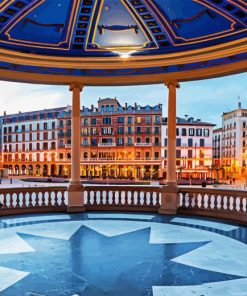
xmin=0 ymin=0 xmax=246 ymax=295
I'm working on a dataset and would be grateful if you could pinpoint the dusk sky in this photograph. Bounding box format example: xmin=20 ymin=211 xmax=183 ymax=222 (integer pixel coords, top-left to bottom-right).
xmin=0 ymin=72 xmax=246 ymax=128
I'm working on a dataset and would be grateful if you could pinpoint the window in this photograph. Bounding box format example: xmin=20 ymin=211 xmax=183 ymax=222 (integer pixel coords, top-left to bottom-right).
xmin=145 ymin=152 xmax=150 ymax=159
xmin=91 ymin=128 xmax=97 ymax=135
xmin=84 ymin=118 xmax=88 ymax=125
xmin=118 ymin=138 xmax=124 ymax=146
xmin=188 ymin=150 xmax=193 ymax=158
xmin=83 ymin=138 xmax=88 ymax=146
xmin=155 ymin=116 xmax=160 ymax=124
xmin=204 ymin=129 xmax=209 ymax=137
xmin=111 ymin=105 xmax=114 ymax=111
xmin=146 ymin=127 xmax=151 ymax=134
xmin=127 ymin=117 xmax=132 ymax=124
xmin=127 ymin=127 xmax=132 ymax=134
xmin=200 ymin=139 xmax=205 ymax=147
xmin=137 ymin=137 xmax=141 ymax=143
xmin=59 ymin=120 xmax=63 ymax=127
xmin=164 ymin=138 xmax=167 ymax=146
xmin=40 ymin=114 xmax=45 ymax=120
xmin=154 ymin=127 xmax=160 ymax=134
xmin=176 ymin=128 xmax=179 ymax=136
xmin=127 ymin=138 xmax=132 ymax=145
xmin=91 ymin=118 xmax=96 ymax=125
xmin=103 ymin=117 xmax=111 ymax=125
xmin=154 ymin=137 xmax=159 ymax=146
xmin=196 ymin=129 xmax=202 ymax=136
xmin=146 ymin=116 xmax=151 ymax=124
xmin=146 ymin=137 xmax=150 ymax=143
xmin=118 ymin=117 xmax=124 ymax=124
xmin=182 ymin=128 xmax=187 ymax=136
xmin=189 ymin=128 xmax=194 ymax=136
xmin=136 ymin=127 xmax=141 ymax=134
xmin=176 ymin=138 xmax=181 ymax=146
xmin=188 ymin=138 xmax=193 ymax=147
xmin=118 ymin=127 xmax=124 ymax=134
xmin=91 ymin=139 xmax=97 ymax=146
xmin=176 ymin=150 xmax=181 ymax=158
xmin=137 ymin=117 xmax=141 ymax=124
xmin=154 ymin=152 xmax=159 ymax=159
xmin=44 ymin=123 xmax=47 ymax=130
xmin=101 ymin=106 xmax=105 ymax=112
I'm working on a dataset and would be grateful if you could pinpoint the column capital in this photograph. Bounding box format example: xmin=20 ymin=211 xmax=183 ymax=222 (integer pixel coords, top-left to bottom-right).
xmin=69 ymin=82 xmax=83 ymax=92
xmin=164 ymin=80 xmax=180 ymax=89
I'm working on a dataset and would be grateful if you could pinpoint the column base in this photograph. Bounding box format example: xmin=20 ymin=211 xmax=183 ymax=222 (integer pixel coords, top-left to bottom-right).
xmin=67 ymin=182 xmax=85 ymax=213
xmin=158 ymin=182 xmax=178 ymax=215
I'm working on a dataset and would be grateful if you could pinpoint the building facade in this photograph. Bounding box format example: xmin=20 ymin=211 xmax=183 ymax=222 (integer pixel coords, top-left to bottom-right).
xmin=0 ymin=98 xmax=163 ymax=179
xmin=162 ymin=116 xmax=215 ymax=179
xmin=213 ymin=103 xmax=247 ymax=179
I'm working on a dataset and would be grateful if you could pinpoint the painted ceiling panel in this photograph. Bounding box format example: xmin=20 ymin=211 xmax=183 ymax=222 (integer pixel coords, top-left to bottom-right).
xmin=0 ymin=0 xmax=245 ymax=56
xmin=7 ymin=0 xmax=73 ymax=44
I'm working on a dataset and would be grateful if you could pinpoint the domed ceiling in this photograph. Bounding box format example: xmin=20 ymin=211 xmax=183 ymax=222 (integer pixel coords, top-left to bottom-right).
xmin=0 ymin=0 xmax=246 ymax=85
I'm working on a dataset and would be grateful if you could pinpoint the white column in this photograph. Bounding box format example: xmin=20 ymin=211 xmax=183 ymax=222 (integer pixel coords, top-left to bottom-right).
xmin=67 ymin=82 xmax=85 ymax=212
xmin=159 ymin=81 xmax=180 ymax=215
xmin=69 ymin=82 xmax=83 ymax=187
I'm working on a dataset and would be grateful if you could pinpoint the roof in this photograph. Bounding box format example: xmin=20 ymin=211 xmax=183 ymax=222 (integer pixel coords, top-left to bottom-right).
xmin=162 ymin=116 xmax=216 ymax=126
xmin=0 ymin=0 xmax=246 ymax=85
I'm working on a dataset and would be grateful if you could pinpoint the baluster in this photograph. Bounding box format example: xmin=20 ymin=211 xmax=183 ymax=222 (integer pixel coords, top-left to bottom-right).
xmin=220 ymin=194 xmax=224 ymax=210
xmin=54 ymin=191 xmax=59 ymax=206
xmin=9 ymin=193 xmax=14 ymax=209
xmin=143 ymin=191 xmax=147 ymax=206
xmin=194 ymin=193 xmax=199 ymax=209
xmin=16 ymin=192 xmax=21 ymax=208
xmin=106 ymin=190 xmax=109 ymax=205
xmin=41 ymin=192 xmax=46 ymax=207
xmin=3 ymin=193 xmax=7 ymax=208
xmin=202 ymin=194 xmax=207 ymax=209
xmin=22 ymin=193 xmax=27 ymax=208
xmin=150 ymin=192 xmax=154 ymax=206
xmin=227 ymin=195 xmax=231 ymax=211
xmin=137 ymin=191 xmax=141 ymax=206
xmin=61 ymin=191 xmax=66 ymax=206
xmin=48 ymin=191 xmax=52 ymax=206
xmin=188 ymin=193 xmax=193 ymax=208
xmin=98 ymin=190 xmax=102 ymax=205
xmin=29 ymin=192 xmax=34 ymax=207
xmin=130 ymin=191 xmax=134 ymax=206
xmin=232 ymin=195 xmax=237 ymax=212
xmin=213 ymin=194 xmax=217 ymax=210
xmin=112 ymin=191 xmax=116 ymax=205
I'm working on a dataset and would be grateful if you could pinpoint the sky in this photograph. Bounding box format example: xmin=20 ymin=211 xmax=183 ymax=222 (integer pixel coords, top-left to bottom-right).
xmin=0 ymin=72 xmax=246 ymax=128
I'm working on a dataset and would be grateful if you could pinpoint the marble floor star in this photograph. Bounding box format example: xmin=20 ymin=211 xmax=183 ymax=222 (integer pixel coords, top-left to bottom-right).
xmin=0 ymin=213 xmax=246 ymax=296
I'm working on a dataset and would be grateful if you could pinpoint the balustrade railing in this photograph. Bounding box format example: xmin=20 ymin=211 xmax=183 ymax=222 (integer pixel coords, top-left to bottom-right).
xmin=179 ymin=187 xmax=247 ymax=223
xmin=0 ymin=187 xmax=67 ymax=215
xmin=84 ymin=186 xmax=161 ymax=211
xmin=0 ymin=185 xmax=246 ymax=223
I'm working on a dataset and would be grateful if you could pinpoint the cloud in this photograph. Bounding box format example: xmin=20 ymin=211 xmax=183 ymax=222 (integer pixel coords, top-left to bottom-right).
xmin=0 ymin=72 xmax=246 ymax=129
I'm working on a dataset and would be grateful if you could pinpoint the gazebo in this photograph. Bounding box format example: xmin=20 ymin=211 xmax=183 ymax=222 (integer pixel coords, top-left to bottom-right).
xmin=0 ymin=0 xmax=246 ymax=214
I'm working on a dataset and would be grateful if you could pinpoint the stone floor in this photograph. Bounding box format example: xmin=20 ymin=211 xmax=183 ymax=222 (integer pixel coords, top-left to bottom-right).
xmin=0 ymin=213 xmax=246 ymax=296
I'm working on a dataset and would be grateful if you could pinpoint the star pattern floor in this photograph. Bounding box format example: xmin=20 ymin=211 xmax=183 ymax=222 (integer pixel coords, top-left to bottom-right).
xmin=0 ymin=213 xmax=246 ymax=296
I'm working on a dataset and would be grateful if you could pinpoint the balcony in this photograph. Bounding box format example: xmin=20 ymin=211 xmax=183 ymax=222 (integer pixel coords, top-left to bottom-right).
xmin=98 ymin=143 xmax=116 ymax=147
xmin=134 ymin=143 xmax=151 ymax=146
xmin=0 ymin=186 xmax=245 ymax=224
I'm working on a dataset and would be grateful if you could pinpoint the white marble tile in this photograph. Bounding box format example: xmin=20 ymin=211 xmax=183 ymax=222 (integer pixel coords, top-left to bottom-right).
xmin=171 ymin=217 xmax=238 ymax=231
xmin=15 ymin=221 xmax=84 ymax=241
xmin=0 ymin=266 xmax=29 ymax=292
xmin=153 ymin=278 xmax=247 ymax=296
xmin=1 ymin=214 xmax=71 ymax=225
xmin=0 ymin=233 xmax=35 ymax=254
xmin=82 ymin=220 xmax=149 ymax=237
xmin=87 ymin=213 xmax=155 ymax=220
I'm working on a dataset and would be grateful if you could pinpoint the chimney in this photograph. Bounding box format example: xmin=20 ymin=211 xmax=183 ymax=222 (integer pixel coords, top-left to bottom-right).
xmin=82 ymin=106 xmax=85 ymax=112
xmin=238 ymin=101 xmax=241 ymax=109
xmin=91 ymin=104 xmax=94 ymax=111
xmin=185 ymin=114 xmax=188 ymax=119
xmin=125 ymin=103 xmax=128 ymax=109
xmin=134 ymin=102 xmax=137 ymax=108
xmin=3 ymin=111 xmax=6 ymax=116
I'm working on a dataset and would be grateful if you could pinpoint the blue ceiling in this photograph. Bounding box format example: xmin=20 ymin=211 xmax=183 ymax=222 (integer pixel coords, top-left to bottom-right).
xmin=0 ymin=0 xmax=246 ymax=57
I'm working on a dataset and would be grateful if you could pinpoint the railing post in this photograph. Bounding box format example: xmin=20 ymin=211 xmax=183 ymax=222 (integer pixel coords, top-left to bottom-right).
xmin=159 ymin=81 xmax=180 ymax=214
xmin=67 ymin=82 xmax=85 ymax=213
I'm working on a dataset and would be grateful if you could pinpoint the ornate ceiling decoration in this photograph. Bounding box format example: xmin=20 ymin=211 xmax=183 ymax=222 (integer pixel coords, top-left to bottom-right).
xmin=0 ymin=0 xmax=246 ymax=85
